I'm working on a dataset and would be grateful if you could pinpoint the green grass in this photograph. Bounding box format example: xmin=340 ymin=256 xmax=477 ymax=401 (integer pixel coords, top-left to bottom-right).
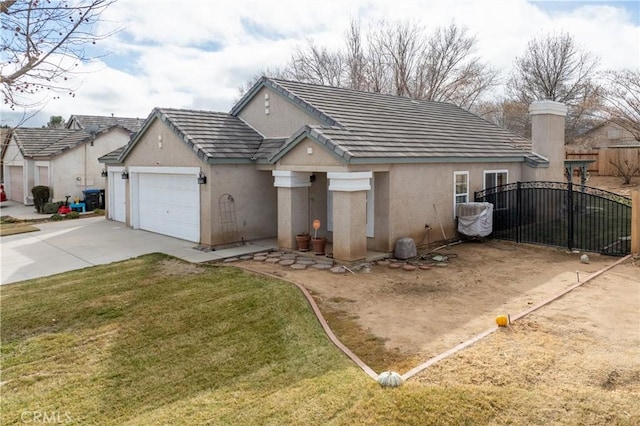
xmin=1 ymin=254 xmax=637 ymax=425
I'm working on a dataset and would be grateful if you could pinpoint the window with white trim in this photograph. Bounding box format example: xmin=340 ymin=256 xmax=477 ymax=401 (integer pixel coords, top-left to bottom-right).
xmin=484 ymin=170 xmax=508 ymax=210
xmin=453 ymin=171 xmax=469 ymax=217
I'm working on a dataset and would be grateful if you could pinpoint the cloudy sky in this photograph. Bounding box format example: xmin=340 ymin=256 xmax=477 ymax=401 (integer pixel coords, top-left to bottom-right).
xmin=2 ymin=0 xmax=639 ymax=127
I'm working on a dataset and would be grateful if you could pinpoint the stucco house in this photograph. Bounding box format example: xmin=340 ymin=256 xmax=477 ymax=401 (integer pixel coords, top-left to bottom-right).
xmin=2 ymin=115 xmax=142 ymax=205
xmin=105 ymin=77 xmax=566 ymax=262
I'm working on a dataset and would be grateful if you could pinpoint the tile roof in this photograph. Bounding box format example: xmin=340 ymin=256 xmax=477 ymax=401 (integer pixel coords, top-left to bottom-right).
xmin=123 ymin=78 xmax=544 ymax=166
xmin=99 ymin=145 xmax=126 ymax=164
xmin=12 ymin=128 xmax=89 ymax=158
xmin=122 ymin=108 xmax=270 ymax=163
xmin=68 ymin=114 xmax=143 ymax=133
xmin=248 ymin=78 xmax=535 ymax=163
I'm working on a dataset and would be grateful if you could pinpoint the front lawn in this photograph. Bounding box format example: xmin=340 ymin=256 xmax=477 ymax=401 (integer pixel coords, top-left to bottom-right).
xmin=1 ymin=254 xmax=637 ymax=425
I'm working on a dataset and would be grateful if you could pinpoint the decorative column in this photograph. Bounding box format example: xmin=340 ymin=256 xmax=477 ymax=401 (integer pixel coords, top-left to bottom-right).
xmin=272 ymin=171 xmax=312 ymax=250
xmin=328 ymin=172 xmax=372 ymax=262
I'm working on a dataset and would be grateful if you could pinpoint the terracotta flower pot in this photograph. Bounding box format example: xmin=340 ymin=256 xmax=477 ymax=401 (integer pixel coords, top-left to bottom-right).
xmin=296 ymin=234 xmax=311 ymax=252
xmin=312 ymin=237 xmax=327 ymax=255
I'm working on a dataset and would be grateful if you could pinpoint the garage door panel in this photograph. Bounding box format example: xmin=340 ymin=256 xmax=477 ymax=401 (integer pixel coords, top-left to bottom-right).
xmin=108 ymin=171 xmax=126 ymax=222
xmin=8 ymin=166 xmax=24 ymax=202
xmin=137 ymin=172 xmax=199 ymax=242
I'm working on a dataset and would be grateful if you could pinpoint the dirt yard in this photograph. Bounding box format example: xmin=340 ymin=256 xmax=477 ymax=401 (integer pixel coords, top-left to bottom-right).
xmin=238 ymin=175 xmax=639 ymax=375
xmin=240 ymin=242 xmax=638 ymax=369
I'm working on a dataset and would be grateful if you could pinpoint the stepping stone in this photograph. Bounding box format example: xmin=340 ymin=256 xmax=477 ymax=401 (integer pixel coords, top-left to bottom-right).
xmin=223 ymin=257 xmax=239 ymax=263
xmin=296 ymin=258 xmax=315 ymax=265
xmin=402 ymin=264 xmax=417 ymax=271
xmin=311 ymin=263 xmax=333 ymax=270
xmin=253 ymin=256 xmax=267 ymax=262
xmin=239 ymin=255 xmax=253 ymax=260
xmin=265 ymin=257 xmax=280 ymax=264
xmin=281 ymin=253 xmax=298 ymax=260
xmin=330 ymin=266 xmax=347 ymax=274
xmin=290 ymin=263 xmax=307 ymax=270
xmin=279 ymin=259 xmax=295 ymax=266
xmin=388 ymin=263 xmax=403 ymax=269
xmin=376 ymin=260 xmax=390 ymax=266
xmin=267 ymin=252 xmax=282 ymax=258
xmin=419 ymin=265 xmax=432 ymax=270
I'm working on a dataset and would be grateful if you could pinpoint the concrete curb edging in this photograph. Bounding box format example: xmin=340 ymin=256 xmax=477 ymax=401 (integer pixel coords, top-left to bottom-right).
xmin=401 ymin=254 xmax=632 ymax=381
xmin=238 ymin=266 xmax=379 ymax=380
xmin=239 ymin=255 xmax=630 ymax=383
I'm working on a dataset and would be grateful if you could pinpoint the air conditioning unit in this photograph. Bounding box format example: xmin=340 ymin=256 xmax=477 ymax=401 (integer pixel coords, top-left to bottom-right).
xmin=457 ymin=202 xmax=493 ymax=237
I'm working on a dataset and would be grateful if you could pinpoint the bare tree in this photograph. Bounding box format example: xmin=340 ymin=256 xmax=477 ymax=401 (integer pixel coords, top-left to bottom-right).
xmin=601 ymin=68 xmax=640 ymax=141
xmin=1 ymin=0 xmax=118 ymax=109
xmin=372 ymin=20 xmax=425 ymax=97
xmin=609 ymin=154 xmax=640 ymax=185
xmin=287 ymin=41 xmax=345 ymax=88
xmin=418 ymin=24 xmax=499 ymax=109
xmin=268 ymin=20 xmax=497 ymax=110
xmin=345 ymin=19 xmax=367 ymax=92
xmin=235 ymin=66 xmax=288 ymax=99
xmin=506 ymin=32 xmax=601 ymax=141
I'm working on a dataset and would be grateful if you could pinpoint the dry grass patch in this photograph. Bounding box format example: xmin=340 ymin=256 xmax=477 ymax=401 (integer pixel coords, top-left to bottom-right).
xmin=0 ymin=222 xmax=39 ymax=236
xmin=314 ymin=293 xmax=420 ymax=373
xmin=414 ymin=319 xmax=640 ymax=424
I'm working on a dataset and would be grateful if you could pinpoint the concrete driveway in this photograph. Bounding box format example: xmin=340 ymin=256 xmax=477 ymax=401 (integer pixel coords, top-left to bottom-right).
xmin=1 ymin=217 xmax=276 ymax=285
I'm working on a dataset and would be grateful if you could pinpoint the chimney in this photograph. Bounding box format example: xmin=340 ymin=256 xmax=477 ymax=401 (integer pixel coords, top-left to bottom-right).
xmin=528 ymin=100 xmax=567 ymax=182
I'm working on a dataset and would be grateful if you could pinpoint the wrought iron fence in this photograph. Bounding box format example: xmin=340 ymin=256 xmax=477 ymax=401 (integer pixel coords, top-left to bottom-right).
xmin=474 ymin=181 xmax=632 ymax=256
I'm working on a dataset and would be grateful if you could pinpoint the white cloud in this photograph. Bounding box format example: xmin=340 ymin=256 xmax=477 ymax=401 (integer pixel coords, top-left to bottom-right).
xmin=2 ymin=0 xmax=638 ymax=127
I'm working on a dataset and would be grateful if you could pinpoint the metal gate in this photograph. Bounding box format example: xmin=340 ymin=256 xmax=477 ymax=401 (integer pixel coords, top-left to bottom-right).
xmin=474 ymin=181 xmax=632 ymax=256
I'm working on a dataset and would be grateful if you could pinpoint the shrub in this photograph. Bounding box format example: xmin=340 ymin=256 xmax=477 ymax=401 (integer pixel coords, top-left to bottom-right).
xmin=66 ymin=211 xmax=80 ymax=219
xmin=31 ymin=186 xmax=51 ymax=213
xmin=93 ymin=208 xmax=105 ymax=216
xmin=50 ymin=214 xmax=63 ymax=221
xmin=43 ymin=201 xmax=64 ymax=214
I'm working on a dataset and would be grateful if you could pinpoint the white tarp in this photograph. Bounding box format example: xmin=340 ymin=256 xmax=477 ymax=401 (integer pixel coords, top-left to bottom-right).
xmin=457 ymin=202 xmax=494 ymax=237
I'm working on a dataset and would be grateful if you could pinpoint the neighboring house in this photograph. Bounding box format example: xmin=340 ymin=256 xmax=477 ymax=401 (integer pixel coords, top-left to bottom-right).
xmin=105 ymin=77 xmax=566 ymax=262
xmin=569 ymin=121 xmax=639 ymax=149
xmin=2 ymin=115 xmax=142 ymax=205
xmin=0 ymin=127 xmax=12 ymax=184
xmin=566 ymin=121 xmax=640 ymax=176
xmin=66 ymin=114 xmax=143 ymax=134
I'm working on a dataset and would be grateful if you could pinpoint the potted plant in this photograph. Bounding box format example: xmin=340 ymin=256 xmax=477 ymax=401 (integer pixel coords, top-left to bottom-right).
xmin=296 ymin=232 xmax=311 ymax=252
xmin=311 ymin=219 xmax=327 ymax=255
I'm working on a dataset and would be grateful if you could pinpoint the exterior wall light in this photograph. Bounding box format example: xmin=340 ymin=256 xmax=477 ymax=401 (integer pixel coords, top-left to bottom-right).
xmin=121 ymin=170 xmax=129 ymax=179
xmin=101 ymin=169 xmax=108 ymax=178
xmin=197 ymin=171 xmax=207 ymax=185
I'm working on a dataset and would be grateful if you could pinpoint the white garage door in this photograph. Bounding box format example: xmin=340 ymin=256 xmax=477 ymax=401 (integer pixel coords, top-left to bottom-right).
xmin=136 ymin=172 xmax=200 ymax=242
xmin=108 ymin=170 xmax=126 ymax=222
xmin=8 ymin=166 xmax=24 ymax=202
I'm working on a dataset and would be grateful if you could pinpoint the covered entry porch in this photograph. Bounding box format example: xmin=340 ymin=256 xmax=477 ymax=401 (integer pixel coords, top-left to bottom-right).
xmin=272 ymin=170 xmax=377 ymax=262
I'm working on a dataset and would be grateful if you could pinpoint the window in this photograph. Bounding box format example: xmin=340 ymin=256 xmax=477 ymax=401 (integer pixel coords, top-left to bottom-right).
xmin=453 ymin=171 xmax=469 ymax=217
xmin=484 ymin=170 xmax=508 ymax=190
xmin=484 ymin=170 xmax=508 ymax=210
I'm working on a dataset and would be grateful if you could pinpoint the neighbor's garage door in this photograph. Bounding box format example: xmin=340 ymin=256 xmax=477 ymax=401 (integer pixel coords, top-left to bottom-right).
xmin=108 ymin=170 xmax=126 ymax=222
xmin=137 ymin=172 xmax=200 ymax=242
xmin=8 ymin=166 xmax=23 ymax=202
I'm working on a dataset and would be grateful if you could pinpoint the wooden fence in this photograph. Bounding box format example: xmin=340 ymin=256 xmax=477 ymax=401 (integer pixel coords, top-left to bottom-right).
xmin=566 ymin=147 xmax=640 ymax=176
